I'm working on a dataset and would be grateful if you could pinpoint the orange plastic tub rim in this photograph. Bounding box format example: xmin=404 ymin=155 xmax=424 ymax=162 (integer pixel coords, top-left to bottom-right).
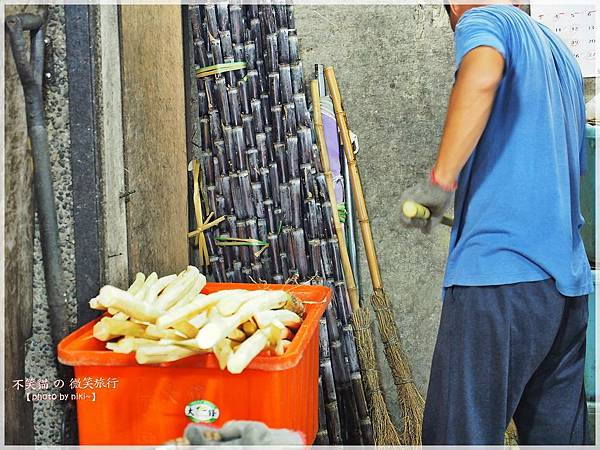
xmin=58 ymin=282 xmax=331 ymax=445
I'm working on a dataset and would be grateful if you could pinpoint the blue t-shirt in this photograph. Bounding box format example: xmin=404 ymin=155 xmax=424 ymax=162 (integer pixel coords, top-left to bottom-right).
xmin=444 ymin=5 xmax=593 ymax=297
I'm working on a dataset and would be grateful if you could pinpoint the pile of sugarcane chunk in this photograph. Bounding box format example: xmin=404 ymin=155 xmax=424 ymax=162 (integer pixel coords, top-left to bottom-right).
xmin=89 ymin=266 xmax=305 ymax=373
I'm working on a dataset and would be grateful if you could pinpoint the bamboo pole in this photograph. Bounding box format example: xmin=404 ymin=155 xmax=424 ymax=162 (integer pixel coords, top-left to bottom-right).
xmin=324 ymin=67 xmax=424 ymax=445
xmin=311 ymin=79 xmax=394 ymax=445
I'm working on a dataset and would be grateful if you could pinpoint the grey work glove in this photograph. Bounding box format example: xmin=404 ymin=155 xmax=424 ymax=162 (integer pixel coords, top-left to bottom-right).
xmin=399 ymin=178 xmax=453 ymax=234
xmin=183 ymin=420 xmax=304 ymax=446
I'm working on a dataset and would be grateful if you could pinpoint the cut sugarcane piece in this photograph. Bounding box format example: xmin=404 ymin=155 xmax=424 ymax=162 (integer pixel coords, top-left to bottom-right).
xmin=158 ymin=338 xmax=206 ymax=351
xmin=172 ymin=321 xmax=199 ymax=339
xmin=156 ymin=295 xmax=213 ymax=329
xmin=135 ymin=344 xmax=199 ymax=364
xmin=188 ymin=311 xmax=209 ymax=329
xmin=195 ymin=290 xmax=290 ymax=349
xmin=128 ymin=272 xmax=146 ymax=295
xmin=275 ymin=339 xmax=292 ymax=356
xmin=89 ymin=296 xmax=106 ymax=310
xmin=242 ymin=319 xmax=258 ymax=337
xmin=214 ymin=338 xmax=234 ymax=370
xmin=226 ymin=323 xmax=282 ymax=374
xmin=106 ymin=337 xmax=158 ymax=354
xmin=100 ymin=287 xmax=163 ymax=323
xmin=144 ymin=274 xmax=177 ymax=303
xmin=145 ymin=324 xmax=185 ymax=341
xmin=171 ymin=272 xmax=207 ymax=309
xmin=155 ymin=266 xmax=202 ymax=311
xmin=254 ymin=309 xmax=302 ymax=329
xmin=93 ymin=317 xmax=147 ymax=341
xmin=215 ymin=289 xmax=264 ymax=316
xmin=227 ymin=328 xmax=246 ymax=342
xmin=112 ymin=312 xmax=129 ymax=321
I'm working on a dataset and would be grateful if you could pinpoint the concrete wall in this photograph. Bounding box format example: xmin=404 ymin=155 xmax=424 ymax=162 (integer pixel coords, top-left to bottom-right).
xmin=296 ymin=3 xmax=597 ymax=427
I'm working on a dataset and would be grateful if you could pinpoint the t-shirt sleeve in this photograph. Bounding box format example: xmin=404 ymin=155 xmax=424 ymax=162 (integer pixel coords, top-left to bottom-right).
xmin=455 ymin=9 xmax=509 ymax=70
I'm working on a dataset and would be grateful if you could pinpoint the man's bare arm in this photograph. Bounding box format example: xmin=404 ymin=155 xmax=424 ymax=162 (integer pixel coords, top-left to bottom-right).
xmin=433 ymin=46 xmax=505 ymax=189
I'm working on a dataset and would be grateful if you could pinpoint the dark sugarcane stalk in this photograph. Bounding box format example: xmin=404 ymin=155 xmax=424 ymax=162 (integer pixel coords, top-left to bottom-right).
xmin=321 ymin=239 xmax=334 ymax=279
xmin=267 ymin=233 xmax=282 ymax=275
xmin=210 ymin=34 xmax=224 ymax=65
xmin=250 ymin=18 xmax=263 ymax=57
xmin=290 ymin=178 xmax=302 ymax=229
xmin=280 ymin=252 xmax=290 ymax=280
xmin=200 ymin=151 xmax=215 ymax=186
xmin=251 ymin=182 xmax=265 ymax=218
xmin=230 ymin=173 xmax=246 ymax=218
xmin=286 ymin=4 xmax=296 ymax=29
xmin=277 ymin=28 xmax=290 ymax=64
xmin=319 ymin=315 xmax=343 ymax=445
xmin=246 ymin=4 xmax=259 ymax=20
xmin=315 ymin=201 xmax=325 ymax=239
xmin=274 ymin=4 xmax=288 ymax=28
xmin=238 ymin=78 xmax=251 ymax=115
xmin=274 ymin=143 xmax=288 ymax=183
xmin=268 ymin=72 xmax=281 ymax=106
xmin=242 ymin=267 xmax=252 ymax=283
xmin=215 ymin=164 xmax=223 ymax=192
xmin=210 ymin=255 xmax=225 ymax=282
xmin=260 ymin=93 xmax=271 ymax=127
xmin=264 ymin=199 xmax=276 ymax=233
xmin=214 ymin=143 xmax=227 ymax=179
xmin=257 ymin=218 xmax=268 ymax=243
xmin=256 ymin=134 xmax=269 ymax=167
xmin=279 ymin=64 xmax=293 ymax=104
xmin=226 ymin=270 xmax=235 ymax=283
xmin=251 ymin=262 xmax=264 ymax=281
xmin=259 ymin=4 xmax=277 ymax=37
xmin=286 ymin=136 xmax=300 ymax=179
xmin=322 ymin=201 xmax=336 ymax=238
xmin=329 ymin=237 xmax=344 ymax=281
xmin=229 ymin=5 xmax=244 ymax=44
xmin=316 ymin=377 xmax=330 ymax=445
xmin=268 ymin=162 xmax=281 ymax=206
xmin=228 ymin=87 xmax=242 ymax=126
xmin=291 ymin=61 xmax=304 ymax=94
xmin=301 ymin=162 xmax=318 ymax=201
xmin=281 ymin=226 xmax=295 ymax=272
xmin=293 ymin=92 xmax=310 ymax=127
xmin=315 ymin=172 xmax=328 ymax=203
xmin=220 ymin=233 xmax=233 ymax=271
xmin=205 ymin=228 xmax=218 ymax=257
xmin=292 ymin=228 xmax=309 ymax=278
xmin=312 ymin=143 xmax=324 ymax=173
xmin=232 ymin=126 xmax=248 ymax=170
xmin=247 ymin=69 xmax=260 ymax=100
xmin=288 ymin=31 xmax=299 ymax=64
xmin=220 ymin=30 xmax=233 ymax=59
xmin=325 ymin=297 xmax=364 ymax=444
xmin=244 ymin=41 xmax=257 ymax=70
xmin=223 ymin=126 xmax=237 ymax=172
xmin=233 ymin=260 xmax=243 ymax=282
xmin=190 ymin=5 xmax=202 ymax=41
xmin=265 ymin=126 xmax=275 ymax=162
xmin=236 ymin=220 xmax=251 ymax=268
xmin=309 ymin=239 xmax=324 ymax=278
xmin=233 ymin=45 xmax=246 ymax=82
xmin=266 ymin=33 xmax=278 ymax=73
xmin=247 ymin=148 xmax=260 ymax=182
xmin=279 ymin=183 xmax=292 ymax=226
xmin=272 ymin=274 xmax=285 ymax=284
xmin=242 ymin=115 xmax=256 ymax=147
xmin=283 ymin=102 xmax=297 ymax=136
xmin=204 ymin=5 xmax=218 ymax=38
xmin=256 ymin=59 xmax=268 ymax=93
xmin=239 ymin=170 xmax=255 ymax=219
xmin=200 ymin=117 xmax=211 ymax=152
xmin=259 ymin=168 xmax=272 ymax=201
xmin=195 ymin=40 xmax=210 ymax=69
xmin=198 ymin=90 xmax=208 ymax=116
xmin=271 ymin=106 xmax=285 ymax=143
xmin=203 ymin=77 xmax=215 ymax=109
xmin=216 ymin=3 xmax=229 ymax=31
xmin=251 ymin=99 xmax=264 ymax=133
xmin=297 ymin=126 xmax=313 ymax=164
xmin=260 ymin=254 xmax=273 ymax=283
xmin=209 ymin=109 xmax=223 ymax=141
xmin=216 ymin=196 xmax=227 ymax=231
xmin=215 ymin=77 xmax=230 ymax=125
xmin=305 ymin=198 xmax=320 ymax=239
xmin=226 ymin=215 xmax=240 ymax=261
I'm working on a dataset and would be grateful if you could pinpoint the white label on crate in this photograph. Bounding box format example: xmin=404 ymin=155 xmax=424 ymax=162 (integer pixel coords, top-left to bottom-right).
xmin=185 ymin=399 xmax=220 ymax=423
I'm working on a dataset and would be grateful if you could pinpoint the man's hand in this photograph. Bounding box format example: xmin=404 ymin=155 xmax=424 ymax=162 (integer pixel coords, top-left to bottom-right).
xmin=399 ymin=177 xmax=453 ymax=234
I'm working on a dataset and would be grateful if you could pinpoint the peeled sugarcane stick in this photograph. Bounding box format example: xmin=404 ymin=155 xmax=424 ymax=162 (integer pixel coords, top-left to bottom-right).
xmin=136 ymin=344 xmax=200 ymax=365
xmin=93 ymin=317 xmax=148 ymax=341
xmin=226 ymin=323 xmax=282 ymax=374
xmin=253 ymin=309 xmax=301 ymax=329
xmin=312 ymin=79 xmax=394 ymax=445
xmin=99 ymin=286 xmax=162 ymax=323
xmin=325 ymin=68 xmax=423 ymax=445
xmin=106 ymin=337 xmax=159 ymax=354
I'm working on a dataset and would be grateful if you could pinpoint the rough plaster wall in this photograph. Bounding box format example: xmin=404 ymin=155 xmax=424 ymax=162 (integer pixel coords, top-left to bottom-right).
xmin=23 ymin=5 xmax=77 ymax=444
xmin=295 ymin=4 xmax=454 ymax=425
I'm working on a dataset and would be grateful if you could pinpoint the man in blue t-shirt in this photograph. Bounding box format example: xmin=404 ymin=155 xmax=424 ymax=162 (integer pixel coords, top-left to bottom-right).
xmin=399 ymin=1 xmax=593 ymax=445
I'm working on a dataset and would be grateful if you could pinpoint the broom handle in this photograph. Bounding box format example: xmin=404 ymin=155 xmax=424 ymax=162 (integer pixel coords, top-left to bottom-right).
xmin=311 ymin=80 xmax=361 ymax=312
xmin=324 ymin=67 xmax=383 ymax=291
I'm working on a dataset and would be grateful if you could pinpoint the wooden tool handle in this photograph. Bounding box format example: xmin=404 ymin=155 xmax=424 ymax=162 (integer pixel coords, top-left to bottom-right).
xmin=325 ymin=67 xmax=384 ymax=290
xmin=402 ymin=201 xmax=454 ymax=227
xmin=310 ymin=80 xmax=361 ymax=312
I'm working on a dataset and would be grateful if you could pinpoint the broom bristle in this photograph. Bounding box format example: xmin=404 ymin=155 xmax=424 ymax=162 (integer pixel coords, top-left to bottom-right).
xmin=370 ymin=288 xmax=425 ymax=445
xmin=351 ymin=307 xmax=401 ymax=445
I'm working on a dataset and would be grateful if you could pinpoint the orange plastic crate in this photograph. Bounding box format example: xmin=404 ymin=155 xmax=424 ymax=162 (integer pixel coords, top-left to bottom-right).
xmin=58 ymin=282 xmax=330 ymax=445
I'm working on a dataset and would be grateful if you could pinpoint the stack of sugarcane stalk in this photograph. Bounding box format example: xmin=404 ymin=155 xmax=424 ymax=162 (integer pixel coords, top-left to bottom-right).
xmin=188 ymin=4 xmax=373 ymax=445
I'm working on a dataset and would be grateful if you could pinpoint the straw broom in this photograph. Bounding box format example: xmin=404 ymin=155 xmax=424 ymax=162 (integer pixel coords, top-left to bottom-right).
xmin=311 ymin=80 xmax=400 ymax=446
xmin=324 ymin=67 xmax=425 ymax=445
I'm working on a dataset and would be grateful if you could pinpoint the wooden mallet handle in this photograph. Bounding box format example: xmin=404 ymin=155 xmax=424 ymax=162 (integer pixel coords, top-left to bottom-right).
xmin=402 ymin=201 xmax=454 ymax=227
